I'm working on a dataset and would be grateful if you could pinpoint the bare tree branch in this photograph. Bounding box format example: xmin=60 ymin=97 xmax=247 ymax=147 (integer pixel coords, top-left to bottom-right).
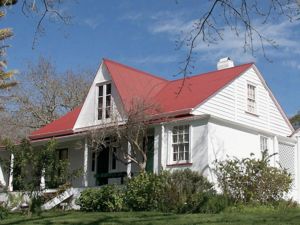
xmin=176 ymin=0 xmax=299 ymax=94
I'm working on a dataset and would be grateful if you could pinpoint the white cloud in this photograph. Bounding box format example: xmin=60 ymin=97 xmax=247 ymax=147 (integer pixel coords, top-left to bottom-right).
xmin=125 ymin=54 xmax=179 ymax=65
xmin=119 ymin=12 xmax=143 ymax=21
xmin=82 ymin=18 xmax=101 ymax=30
xmin=148 ymin=12 xmax=300 ymax=66
xmin=283 ymin=60 xmax=300 ymax=70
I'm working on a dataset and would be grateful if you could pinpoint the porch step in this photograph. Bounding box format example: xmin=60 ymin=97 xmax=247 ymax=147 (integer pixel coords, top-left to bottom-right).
xmin=41 ymin=188 xmax=74 ymax=211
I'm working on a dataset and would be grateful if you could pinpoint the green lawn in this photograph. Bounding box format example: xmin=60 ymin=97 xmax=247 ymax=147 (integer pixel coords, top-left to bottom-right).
xmin=1 ymin=208 xmax=300 ymax=225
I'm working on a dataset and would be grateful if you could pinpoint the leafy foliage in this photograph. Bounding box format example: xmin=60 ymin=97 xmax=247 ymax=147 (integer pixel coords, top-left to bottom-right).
xmin=3 ymin=139 xmax=80 ymax=191
xmin=0 ymin=8 xmax=16 ymax=91
xmin=125 ymin=172 xmax=169 ymax=211
xmin=1 ymin=138 xmax=81 ymax=214
xmin=125 ymin=169 xmax=229 ymax=213
xmin=77 ymin=170 xmax=227 ymax=213
xmin=160 ymin=169 xmax=229 ymax=213
xmin=0 ymin=205 xmax=8 ymax=220
xmin=289 ymin=113 xmax=300 ymax=129
xmin=77 ymin=185 xmax=124 ymax=212
xmin=216 ymin=150 xmax=293 ymax=204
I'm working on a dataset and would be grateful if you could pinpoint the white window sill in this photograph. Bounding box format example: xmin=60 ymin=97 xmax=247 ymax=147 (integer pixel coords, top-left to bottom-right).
xmin=166 ymin=162 xmax=192 ymax=167
xmin=245 ymin=111 xmax=259 ymax=117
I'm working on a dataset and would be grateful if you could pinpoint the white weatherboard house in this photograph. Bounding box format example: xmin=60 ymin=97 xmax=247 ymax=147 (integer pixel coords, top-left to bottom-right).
xmin=1 ymin=57 xmax=300 ymax=203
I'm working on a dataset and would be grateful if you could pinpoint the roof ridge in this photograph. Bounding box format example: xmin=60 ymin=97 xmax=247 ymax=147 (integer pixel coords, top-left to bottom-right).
xmin=169 ymin=63 xmax=254 ymax=83
xmin=153 ymin=63 xmax=253 ymax=97
xmin=103 ymin=58 xmax=168 ymax=82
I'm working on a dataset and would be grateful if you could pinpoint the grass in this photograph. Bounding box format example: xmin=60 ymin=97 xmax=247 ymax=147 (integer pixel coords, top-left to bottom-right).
xmin=1 ymin=207 xmax=300 ymax=225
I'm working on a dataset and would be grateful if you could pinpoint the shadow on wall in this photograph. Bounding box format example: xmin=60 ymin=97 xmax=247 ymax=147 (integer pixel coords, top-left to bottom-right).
xmin=206 ymin=126 xmax=226 ymax=184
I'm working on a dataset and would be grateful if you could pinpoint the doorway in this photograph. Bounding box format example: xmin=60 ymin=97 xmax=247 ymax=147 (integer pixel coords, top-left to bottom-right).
xmin=96 ymin=146 xmax=109 ymax=185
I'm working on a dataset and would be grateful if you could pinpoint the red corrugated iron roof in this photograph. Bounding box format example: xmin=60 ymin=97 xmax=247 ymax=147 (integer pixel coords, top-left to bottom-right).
xmin=29 ymin=106 xmax=82 ymax=140
xmin=29 ymin=59 xmax=253 ymax=140
xmin=153 ymin=63 xmax=253 ymax=113
xmin=104 ymin=59 xmax=168 ymax=112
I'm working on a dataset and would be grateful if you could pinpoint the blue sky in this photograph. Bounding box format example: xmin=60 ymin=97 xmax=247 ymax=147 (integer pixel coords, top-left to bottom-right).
xmin=2 ymin=0 xmax=300 ymax=116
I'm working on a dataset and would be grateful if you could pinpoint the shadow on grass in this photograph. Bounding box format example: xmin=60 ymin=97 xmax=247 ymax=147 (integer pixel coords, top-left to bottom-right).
xmin=1 ymin=212 xmax=69 ymax=225
xmin=2 ymin=209 xmax=300 ymax=225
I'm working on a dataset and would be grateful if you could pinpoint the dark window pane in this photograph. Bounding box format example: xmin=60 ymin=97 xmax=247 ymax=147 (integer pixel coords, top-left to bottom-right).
xmin=112 ymin=149 xmax=116 ymax=170
xmin=179 ymin=134 xmax=183 ymax=142
xmin=173 ymin=152 xmax=177 ymax=161
xmin=184 ymin=134 xmax=189 ymax=142
xmin=173 ymin=127 xmax=178 ymax=134
xmin=184 ymin=126 xmax=189 ymax=133
xmin=179 ymin=126 xmax=183 ymax=134
xmin=106 ymin=107 xmax=111 ymax=118
xmin=106 ymin=96 xmax=111 ymax=107
xmin=99 ymin=86 xmax=103 ymax=97
xmin=173 ymin=145 xmax=178 ymax=153
xmin=91 ymin=152 xmax=96 ymax=172
xmin=180 ymin=144 xmax=185 ymax=153
xmin=98 ymin=97 xmax=103 ymax=108
xmin=106 ymin=83 xmax=111 ymax=95
xmin=98 ymin=108 xmax=103 ymax=120
xmin=173 ymin=135 xmax=177 ymax=143
xmin=185 ymin=151 xmax=189 ymax=161
xmin=179 ymin=151 xmax=184 ymax=160
xmin=58 ymin=148 xmax=68 ymax=160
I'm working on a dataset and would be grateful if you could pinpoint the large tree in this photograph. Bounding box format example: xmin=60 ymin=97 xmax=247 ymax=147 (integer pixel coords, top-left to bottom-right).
xmin=0 ymin=57 xmax=93 ymax=140
xmin=0 ymin=0 xmax=70 ymax=109
xmin=289 ymin=111 xmax=300 ymax=129
xmin=0 ymin=0 xmax=17 ymax=110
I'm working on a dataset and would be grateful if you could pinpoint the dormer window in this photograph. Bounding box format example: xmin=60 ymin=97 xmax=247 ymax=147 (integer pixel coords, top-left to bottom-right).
xmin=98 ymin=83 xmax=112 ymax=120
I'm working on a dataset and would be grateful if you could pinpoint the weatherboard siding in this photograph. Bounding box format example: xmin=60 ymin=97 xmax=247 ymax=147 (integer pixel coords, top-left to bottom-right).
xmin=194 ymin=67 xmax=292 ymax=137
xmin=194 ymin=81 xmax=236 ymax=121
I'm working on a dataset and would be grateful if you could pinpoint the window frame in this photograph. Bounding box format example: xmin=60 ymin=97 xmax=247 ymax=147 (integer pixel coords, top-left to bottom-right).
xmin=57 ymin=148 xmax=68 ymax=161
xmin=246 ymin=83 xmax=257 ymax=115
xmin=97 ymin=82 xmax=112 ymax=120
xmin=260 ymin=135 xmax=269 ymax=151
xmin=170 ymin=124 xmax=191 ymax=164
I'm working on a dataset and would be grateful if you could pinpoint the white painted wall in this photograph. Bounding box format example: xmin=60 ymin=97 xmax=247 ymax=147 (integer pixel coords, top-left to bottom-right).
xmin=154 ymin=119 xmax=209 ymax=175
xmin=56 ymin=140 xmax=86 ymax=187
xmin=193 ymin=67 xmax=293 ymax=137
xmin=207 ymin=120 xmax=270 ymax=162
xmin=74 ymin=63 xmax=125 ymax=130
xmin=206 ymin=119 xmax=299 ymax=201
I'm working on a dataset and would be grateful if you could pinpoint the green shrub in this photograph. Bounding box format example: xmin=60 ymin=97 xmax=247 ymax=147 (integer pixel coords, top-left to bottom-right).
xmin=0 ymin=205 xmax=8 ymax=220
xmin=125 ymin=172 xmax=169 ymax=211
xmin=29 ymin=195 xmax=43 ymax=215
xmin=199 ymin=194 xmax=230 ymax=213
xmin=78 ymin=170 xmax=230 ymax=213
xmin=216 ymin=150 xmax=293 ymax=205
xmin=78 ymin=185 xmax=124 ymax=212
xmin=159 ymin=169 xmax=211 ymax=213
xmin=125 ymin=169 xmax=229 ymax=213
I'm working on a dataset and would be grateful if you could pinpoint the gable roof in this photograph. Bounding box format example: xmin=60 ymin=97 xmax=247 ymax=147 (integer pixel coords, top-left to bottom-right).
xmin=152 ymin=63 xmax=253 ymax=114
xmin=29 ymin=59 xmax=253 ymax=140
xmin=29 ymin=106 xmax=82 ymax=140
xmin=103 ymin=59 xmax=168 ymax=112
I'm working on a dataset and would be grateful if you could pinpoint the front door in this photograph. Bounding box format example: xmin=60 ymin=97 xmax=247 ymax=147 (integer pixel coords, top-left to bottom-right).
xmin=146 ymin=136 xmax=154 ymax=172
xmin=96 ymin=147 xmax=109 ymax=185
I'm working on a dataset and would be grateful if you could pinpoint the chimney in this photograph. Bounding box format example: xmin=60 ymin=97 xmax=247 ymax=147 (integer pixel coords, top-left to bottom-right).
xmin=217 ymin=57 xmax=234 ymax=70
